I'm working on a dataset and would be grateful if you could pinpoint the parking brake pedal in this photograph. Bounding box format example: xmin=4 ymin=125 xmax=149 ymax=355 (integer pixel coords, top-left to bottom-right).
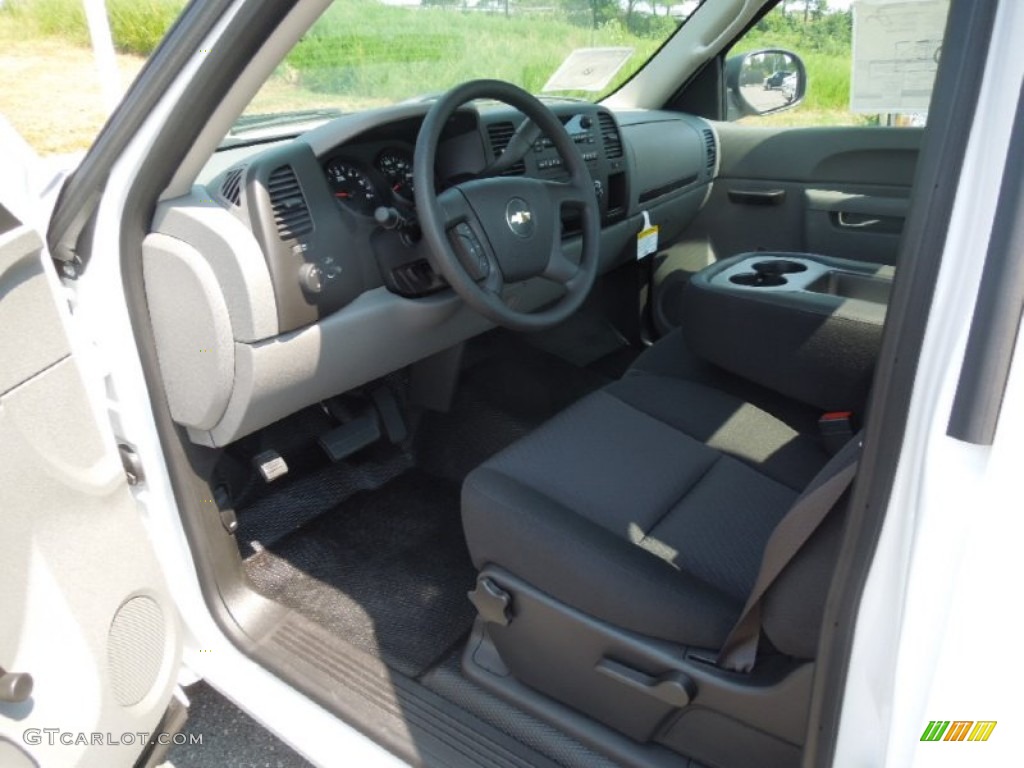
xmin=318 ymin=411 xmax=382 ymax=462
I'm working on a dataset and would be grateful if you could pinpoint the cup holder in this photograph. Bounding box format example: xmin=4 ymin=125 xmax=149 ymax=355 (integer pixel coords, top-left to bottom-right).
xmin=752 ymin=259 xmax=808 ymax=275
xmin=730 ymin=272 xmax=787 ymax=287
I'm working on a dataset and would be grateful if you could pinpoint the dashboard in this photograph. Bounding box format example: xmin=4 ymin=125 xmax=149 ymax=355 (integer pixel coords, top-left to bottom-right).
xmin=145 ymin=100 xmax=719 ymax=446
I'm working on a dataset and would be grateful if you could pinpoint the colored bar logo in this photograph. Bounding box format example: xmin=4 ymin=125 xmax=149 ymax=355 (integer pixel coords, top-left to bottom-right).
xmin=921 ymin=720 xmax=997 ymax=742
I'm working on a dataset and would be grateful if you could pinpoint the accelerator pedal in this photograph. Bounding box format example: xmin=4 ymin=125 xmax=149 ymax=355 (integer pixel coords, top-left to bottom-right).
xmin=318 ymin=411 xmax=381 ymax=462
xmin=318 ymin=386 xmax=407 ymax=462
xmin=369 ymin=386 xmax=408 ymax=444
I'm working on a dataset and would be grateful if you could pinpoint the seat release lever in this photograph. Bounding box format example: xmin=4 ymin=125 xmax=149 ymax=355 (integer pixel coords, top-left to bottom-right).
xmin=595 ymin=658 xmax=695 ymax=708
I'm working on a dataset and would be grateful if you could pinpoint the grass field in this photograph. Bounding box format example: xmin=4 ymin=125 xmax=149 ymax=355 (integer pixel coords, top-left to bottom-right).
xmin=0 ymin=0 xmax=867 ymax=155
xmin=281 ymin=3 xmax=673 ymax=104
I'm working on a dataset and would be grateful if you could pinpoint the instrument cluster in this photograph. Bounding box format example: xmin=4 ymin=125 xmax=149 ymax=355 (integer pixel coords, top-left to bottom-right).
xmin=324 ymin=146 xmax=416 ymax=216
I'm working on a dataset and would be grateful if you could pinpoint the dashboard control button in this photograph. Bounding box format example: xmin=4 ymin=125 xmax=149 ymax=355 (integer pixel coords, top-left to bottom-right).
xmin=450 ymin=224 xmax=490 ymax=280
xmin=299 ymin=263 xmax=323 ymax=294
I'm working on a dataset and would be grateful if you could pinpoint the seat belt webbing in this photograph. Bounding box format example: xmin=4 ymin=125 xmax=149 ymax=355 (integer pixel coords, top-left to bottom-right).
xmin=717 ymin=440 xmax=862 ymax=673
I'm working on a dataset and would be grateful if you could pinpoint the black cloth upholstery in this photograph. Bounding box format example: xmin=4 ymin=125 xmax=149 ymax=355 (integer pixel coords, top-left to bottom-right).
xmin=462 ymin=342 xmax=832 ymax=652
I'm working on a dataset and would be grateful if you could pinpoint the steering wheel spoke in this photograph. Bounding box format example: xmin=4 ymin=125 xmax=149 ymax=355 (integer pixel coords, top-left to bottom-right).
xmin=543 ymin=247 xmax=581 ymax=287
xmin=437 ymin=187 xmax=504 ymax=285
xmin=482 ymin=267 xmax=505 ymax=297
xmin=415 ymin=79 xmax=600 ymax=331
xmin=543 ymin=178 xmax=593 ymax=211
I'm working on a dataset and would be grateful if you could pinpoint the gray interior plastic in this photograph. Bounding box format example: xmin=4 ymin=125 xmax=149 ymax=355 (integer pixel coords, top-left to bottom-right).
xmin=145 ymin=182 xmax=644 ymax=445
xmin=654 ymin=122 xmax=921 ymax=276
xmin=143 ymin=233 xmax=236 ymax=431
xmin=804 ymin=189 xmax=909 ymax=264
xmin=683 ymin=252 xmax=893 ymax=412
xmin=1 ymin=224 xmax=183 ymax=768
xmin=152 ymin=197 xmax=279 ymax=342
xmin=144 ymin=103 xmax=722 ymax=447
xmin=617 ymin=111 xmax=719 ymax=211
xmin=713 ymin=124 xmax=922 ymax=185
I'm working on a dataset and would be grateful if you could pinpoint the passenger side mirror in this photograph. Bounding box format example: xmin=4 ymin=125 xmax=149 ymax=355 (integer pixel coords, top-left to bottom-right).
xmin=725 ymin=49 xmax=807 ymax=119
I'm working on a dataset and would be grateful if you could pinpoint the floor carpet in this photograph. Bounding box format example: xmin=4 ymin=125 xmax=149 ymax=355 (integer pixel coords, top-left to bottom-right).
xmin=245 ymin=470 xmax=476 ymax=678
xmin=240 ymin=332 xmax=628 ymax=678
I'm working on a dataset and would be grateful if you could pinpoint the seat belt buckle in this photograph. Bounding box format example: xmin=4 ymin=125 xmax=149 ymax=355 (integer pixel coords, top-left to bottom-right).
xmin=818 ymin=411 xmax=855 ymax=455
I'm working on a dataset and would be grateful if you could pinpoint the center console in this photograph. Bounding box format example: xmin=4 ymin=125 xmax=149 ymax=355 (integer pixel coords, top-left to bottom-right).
xmin=681 ymin=253 xmax=894 ymax=413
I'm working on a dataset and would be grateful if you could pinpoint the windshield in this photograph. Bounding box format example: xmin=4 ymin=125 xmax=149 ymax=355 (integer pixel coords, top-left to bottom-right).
xmin=237 ymin=0 xmax=702 ymax=131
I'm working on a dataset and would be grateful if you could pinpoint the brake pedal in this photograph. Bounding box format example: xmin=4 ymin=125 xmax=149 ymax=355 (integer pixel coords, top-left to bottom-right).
xmin=252 ymin=449 xmax=289 ymax=483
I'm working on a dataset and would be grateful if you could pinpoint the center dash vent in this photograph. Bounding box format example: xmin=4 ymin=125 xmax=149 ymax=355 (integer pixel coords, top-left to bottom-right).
xmin=486 ymin=122 xmax=525 ymax=175
xmin=598 ymin=112 xmax=623 ymax=159
xmin=267 ymin=165 xmax=312 ymax=240
xmin=702 ymin=128 xmax=717 ymax=171
xmin=220 ymin=167 xmax=243 ymax=206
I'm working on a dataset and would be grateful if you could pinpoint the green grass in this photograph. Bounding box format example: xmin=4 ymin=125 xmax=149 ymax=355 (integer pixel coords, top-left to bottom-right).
xmin=0 ymin=0 xmax=185 ymax=54
xmin=105 ymin=0 xmax=185 ymax=55
xmin=1 ymin=0 xmax=862 ymax=120
xmin=281 ymin=2 xmax=672 ymax=103
xmin=733 ymin=13 xmax=861 ymax=120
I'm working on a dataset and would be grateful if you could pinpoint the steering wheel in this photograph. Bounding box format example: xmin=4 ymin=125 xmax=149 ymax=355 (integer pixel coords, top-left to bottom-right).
xmin=414 ymin=80 xmax=601 ymax=332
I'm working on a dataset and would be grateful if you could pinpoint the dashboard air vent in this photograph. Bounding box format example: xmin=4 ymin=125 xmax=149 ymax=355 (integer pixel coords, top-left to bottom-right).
xmin=598 ymin=112 xmax=623 ymax=159
xmin=267 ymin=165 xmax=312 ymax=240
xmin=486 ymin=122 xmax=525 ymax=175
xmin=702 ymin=128 xmax=717 ymax=170
xmin=220 ymin=167 xmax=243 ymax=206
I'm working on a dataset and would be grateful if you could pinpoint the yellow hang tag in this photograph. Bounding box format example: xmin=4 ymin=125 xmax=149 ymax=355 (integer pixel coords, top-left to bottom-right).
xmin=637 ymin=211 xmax=659 ymax=260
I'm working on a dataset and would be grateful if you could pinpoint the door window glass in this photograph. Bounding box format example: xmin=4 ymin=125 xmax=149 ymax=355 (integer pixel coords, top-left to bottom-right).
xmin=728 ymin=0 xmax=950 ymax=128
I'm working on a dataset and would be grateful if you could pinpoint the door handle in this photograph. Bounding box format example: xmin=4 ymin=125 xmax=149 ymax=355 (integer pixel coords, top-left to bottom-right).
xmin=836 ymin=211 xmax=882 ymax=228
xmin=728 ymin=188 xmax=786 ymax=206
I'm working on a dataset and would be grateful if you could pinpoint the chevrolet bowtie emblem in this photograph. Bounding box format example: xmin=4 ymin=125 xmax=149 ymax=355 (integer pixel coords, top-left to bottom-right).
xmin=505 ymin=198 xmax=535 ymax=237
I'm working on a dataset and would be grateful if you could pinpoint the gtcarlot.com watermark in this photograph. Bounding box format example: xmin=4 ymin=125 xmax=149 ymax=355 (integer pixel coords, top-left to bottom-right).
xmin=23 ymin=729 xmax=202 ymax=747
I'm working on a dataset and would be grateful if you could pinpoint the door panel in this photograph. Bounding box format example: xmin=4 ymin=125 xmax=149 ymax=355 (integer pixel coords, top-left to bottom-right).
xmin=650 ymin=124 xmax=922 ymax=333
xmin=803 ymin=188 xmax=909 ymax=263
xmin=0 ymin=220 xmax=183 ymax=768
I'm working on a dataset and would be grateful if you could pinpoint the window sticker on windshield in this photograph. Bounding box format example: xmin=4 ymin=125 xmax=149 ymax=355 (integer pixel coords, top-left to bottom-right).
xmin=850 ymin=0 xmax=949 ymax=113
xmin=543 ymin=48 xmax=635 ymax=93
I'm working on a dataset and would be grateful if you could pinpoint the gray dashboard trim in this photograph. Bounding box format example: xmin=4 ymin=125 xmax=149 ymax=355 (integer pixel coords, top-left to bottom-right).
xmin=188 ymin=282 xmax=553 ymax=446
xmin=615 ymin=110 xmax=719 ymax=216
xmin=152 ymin=194 xmax=278 ymax=342
xmin=161 ymin=103 xmax=718 ymax=446
xmin=712 ymin=122 xmax=922 ymax=186
xmin=302 ymin=102 xmax=438 ymax=158
xmin=143 ymin=232 xmax=235 ymax=431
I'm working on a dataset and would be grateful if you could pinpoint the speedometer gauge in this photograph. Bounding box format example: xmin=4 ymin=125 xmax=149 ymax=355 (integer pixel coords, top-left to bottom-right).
xmin=376 ymin=149 xmax=415 ymax=203
xmin=325 ymin=159 xmax=378 ymax=215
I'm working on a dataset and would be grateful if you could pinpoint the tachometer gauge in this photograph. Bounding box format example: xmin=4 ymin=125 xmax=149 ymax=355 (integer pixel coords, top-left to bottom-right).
xmin=325 ymin=159 xmax=378 ymax=215
xmin=376 ymin=149 xmax=416 ymax=203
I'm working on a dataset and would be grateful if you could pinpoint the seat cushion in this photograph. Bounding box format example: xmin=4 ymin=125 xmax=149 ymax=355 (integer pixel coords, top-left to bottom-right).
xmin=462 ymin=371 xmax=830 ymax=650
xmin=628 ymin=328 xmax=826 ymax=438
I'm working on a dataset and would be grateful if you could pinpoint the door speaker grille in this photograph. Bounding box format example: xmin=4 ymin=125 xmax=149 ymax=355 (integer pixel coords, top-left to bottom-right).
xmin=107 ymin=596 xmax=165 ymax=707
